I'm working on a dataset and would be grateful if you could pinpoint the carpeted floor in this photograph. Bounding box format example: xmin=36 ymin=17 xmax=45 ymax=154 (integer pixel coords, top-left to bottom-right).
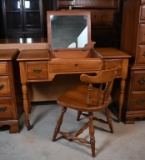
xmin=0 ymin=102 xmax=145 ymax=160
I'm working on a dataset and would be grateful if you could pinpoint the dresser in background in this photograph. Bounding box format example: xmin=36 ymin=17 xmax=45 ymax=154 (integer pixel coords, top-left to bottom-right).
xmin=0 ymin=49 xmax=22 ymax=133
xmin=121 ymin=0 xmax=145 ymax=123
xmin=58 ymin=0 xmax=121 ymax=48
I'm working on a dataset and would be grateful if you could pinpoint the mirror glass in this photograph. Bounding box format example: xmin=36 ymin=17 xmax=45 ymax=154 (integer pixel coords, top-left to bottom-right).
xmin=47 ymin=11 xmax=91 ymax=50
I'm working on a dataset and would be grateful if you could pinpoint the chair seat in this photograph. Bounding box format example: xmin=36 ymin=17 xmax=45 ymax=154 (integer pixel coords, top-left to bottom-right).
xmin=57 ymin=85 xmax=111 ymax=112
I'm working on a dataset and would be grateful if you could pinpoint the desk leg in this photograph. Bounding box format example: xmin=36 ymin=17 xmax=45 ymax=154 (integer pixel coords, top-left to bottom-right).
xmin=22 ymin=83 xmax=31 ymax=130
xmin=118 ymin=78 xmax=126 ymax=122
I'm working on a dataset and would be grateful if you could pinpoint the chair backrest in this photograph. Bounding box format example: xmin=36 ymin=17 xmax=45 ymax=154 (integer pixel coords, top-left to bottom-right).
xmin=80 ymin=68 xmax=117 ymax=106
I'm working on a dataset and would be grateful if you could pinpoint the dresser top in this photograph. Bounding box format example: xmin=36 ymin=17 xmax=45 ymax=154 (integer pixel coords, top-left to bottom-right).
xmin=0 ymin=49 xmax=19 ymax=60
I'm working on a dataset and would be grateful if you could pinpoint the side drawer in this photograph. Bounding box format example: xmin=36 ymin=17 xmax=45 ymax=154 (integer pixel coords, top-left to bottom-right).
xmin=25 ymin=61 xmax=48 ymax=80
xmin=136 ymin=45 xmax=145 ymax=64
xmin=104 ymin=59 xmax=122 ymax=77
xmin=129 ymin=91 xmax=145 ymax=111
xmin=0 ymin=62 xmax=8 ymax=75
xmin=0 ymin=76 xmax=11 ymax=96
xmin=131 ymin=70 xmax=145 ymax=91
xmin=49 ymin=59 xmax=103 ymax=73
xmin=138 ymin=24 xmax=145 ymax=44
xmin=0 ymin=98 xmax=13 ymax=119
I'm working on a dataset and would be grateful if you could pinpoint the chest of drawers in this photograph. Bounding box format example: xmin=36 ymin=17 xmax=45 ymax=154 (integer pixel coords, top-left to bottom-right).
xmin=0 ymin=49 xmax=22 ymax=133
xmin=121 ymin=0 xmax=145 ymax=123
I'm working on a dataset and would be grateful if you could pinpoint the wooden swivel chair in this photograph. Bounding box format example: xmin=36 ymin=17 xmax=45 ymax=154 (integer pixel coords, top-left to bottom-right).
xmin=52 ymin=68 xmax=117 ymax=157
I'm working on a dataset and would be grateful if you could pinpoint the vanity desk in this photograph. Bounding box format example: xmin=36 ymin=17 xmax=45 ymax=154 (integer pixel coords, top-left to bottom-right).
xmin=16 ymin=10 xmax=131 ymax=130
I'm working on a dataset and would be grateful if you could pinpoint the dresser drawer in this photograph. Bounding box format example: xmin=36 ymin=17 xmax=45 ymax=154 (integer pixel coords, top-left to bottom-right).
xmin=50 ymin=59 xmax=103 ymax=73
xmin=140 ymin=5 xmax=145 ymax=20
xmin=129 ymin=91 xmax=145 ymax=111
xmin=136 ymin=45 xmax=145 ymax=64
xmin=0 ymin=76 xmax=10 ymax=96
xmin=26 ymin=61 xmax=48 ymax=80
xmin=131 ymin=70 xmax=145 ymax=91
xmin=0 ymin=98 xmax=13 ymax=119
xmin=0 ymin=62 xmax=8 ymax=75
xmin=138 ymin=24 xmax=145 ymax=44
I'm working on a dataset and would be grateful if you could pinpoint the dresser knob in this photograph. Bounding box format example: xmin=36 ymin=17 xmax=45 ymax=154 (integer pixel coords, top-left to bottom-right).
xmin=0 ymin=106 xmax=7 ymax=112
xmin=74 ymin=64 xmax=78 ymax=67
xmin=137 ymin=78 xmax=145 ymax=85
xmin=33 ymin=68 xmax=42 ymax=73
xmin=0 ymin=84 xmax=4 ymax=90
xmin=135 ymin=98 xmax=145 ymax=105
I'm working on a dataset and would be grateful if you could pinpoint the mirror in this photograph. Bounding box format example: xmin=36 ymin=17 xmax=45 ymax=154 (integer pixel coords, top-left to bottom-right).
xmin=47 ymin=11 xmax=92 ymax=50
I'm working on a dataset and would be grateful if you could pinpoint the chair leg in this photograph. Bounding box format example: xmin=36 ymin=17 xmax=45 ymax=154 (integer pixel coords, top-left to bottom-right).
xmin=52 ymin=107 xmax=67 ymax=141
xmin=89 ymin=113 xmax=95 ymax=157
xmin=105 ymin=107 xmax=114 ymax=133
xmin=77 ymin=111 xmax=82 ymax=121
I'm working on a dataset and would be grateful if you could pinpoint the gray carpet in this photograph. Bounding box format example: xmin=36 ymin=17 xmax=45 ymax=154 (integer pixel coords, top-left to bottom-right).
xmin=0 ymin=102 xmax=145 ymax=160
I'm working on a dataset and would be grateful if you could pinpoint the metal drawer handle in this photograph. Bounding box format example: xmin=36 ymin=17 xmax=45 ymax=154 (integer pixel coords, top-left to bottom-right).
xmin=0 ymin=84 xmax=4 ymax=90
xmin=33 ymin=68 xmax=42 ymax=73
xmin=137 ymin=78 xmax=145 ymax=85
xmin=0 ymin=106 xmax=7 ymax=112
xmin=135 ymin=98 xmax=145 ymax=105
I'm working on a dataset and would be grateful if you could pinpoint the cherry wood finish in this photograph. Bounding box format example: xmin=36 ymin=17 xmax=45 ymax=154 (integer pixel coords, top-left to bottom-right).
xmin=0 ymin=49 xmax=22 ymax=133
xmin=52 ymin=68 xmax=117 ymax=157
xmin=121 ymin=0 xmax=145 ymax=123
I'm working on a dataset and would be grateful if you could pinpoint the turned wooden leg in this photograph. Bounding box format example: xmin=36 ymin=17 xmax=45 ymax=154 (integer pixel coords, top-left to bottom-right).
xmin=52 ymin=107 xmax=67 ymax=141
xmin=77 ymin=111 xmax=82 ymax=121
xmin=22 ymin=83 xmax=31 ymax=130
xmin=105 ymin=107 xmax=114 ymax=133
xmin=118 ymin=78 xmax=126 ymax=122
xmin=89 ymin=113 xmax=95 ymax=157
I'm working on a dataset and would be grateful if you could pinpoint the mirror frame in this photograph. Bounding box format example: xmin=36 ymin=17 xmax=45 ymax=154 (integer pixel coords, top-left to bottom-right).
xmin=47 ymin=10 xmax=92 ymax=51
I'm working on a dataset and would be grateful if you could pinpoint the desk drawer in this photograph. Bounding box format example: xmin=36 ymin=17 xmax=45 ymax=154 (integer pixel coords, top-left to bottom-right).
xmin=50 ymin=59 xmax=103 ymax=73
xmin=0 ymin=98 xmax=13 ymax=119
xmin=129 ymin=91 xmax=145 ymax=111
xmin=104 ymin=59 xmax=122 ymax=77
xmin=0 ymin=62 xmax=8 ymax=75
xmin=0 ymin=76 xmax=10 ymax=96
xmin=131 ymin=70 xmax=145 ymax=91
xmin=26 ymin=61 xmax=48 ymax=80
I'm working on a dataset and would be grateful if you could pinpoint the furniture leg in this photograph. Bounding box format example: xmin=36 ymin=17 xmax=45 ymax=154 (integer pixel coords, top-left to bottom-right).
xmin=52 ymin=107 xmax=67 ymax=141
xmin=89 ymin=113 xmax=95 ymax=157
xmin=22 ymin=83 xmax=31 ymax=130
xmin=105 ymin=108 xmax=114 ymax=133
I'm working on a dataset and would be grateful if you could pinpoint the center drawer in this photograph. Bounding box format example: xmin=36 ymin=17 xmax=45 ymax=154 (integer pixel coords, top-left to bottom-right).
xmin=49 ymin=59 xmax=103 ymax=73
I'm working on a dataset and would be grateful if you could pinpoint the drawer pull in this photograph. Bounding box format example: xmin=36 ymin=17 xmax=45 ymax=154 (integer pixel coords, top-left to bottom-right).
xmin=135 ymin=98 xmax=145 ymax=105
xmin=33 ymin=68 xmax=42 ymax=73
xmin=0 ymin=106 xmax=7 ymax=112
xmin=74 ymin=64 xmax=78 ymax=67
xmin=0 ymin=84 xmax=4 ymax=90
xmin=137 ymin=78 xmax=145 ymax=85
xmin=143 ymin=52 xmax=145 ymax=56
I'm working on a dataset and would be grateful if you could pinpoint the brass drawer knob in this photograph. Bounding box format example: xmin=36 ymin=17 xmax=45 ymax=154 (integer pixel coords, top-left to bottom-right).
xmin=0 ymin=106 xmax=7 ymax=112
xmin=135 ymin=98 xmax=145 ymax=105
xmin=137 ymin=78 xmax=145 ymax=85
xmin=0 ymin=84 xmax=4 ymax=90
xmin=33 ymin=68 xmax=42 ymax=73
